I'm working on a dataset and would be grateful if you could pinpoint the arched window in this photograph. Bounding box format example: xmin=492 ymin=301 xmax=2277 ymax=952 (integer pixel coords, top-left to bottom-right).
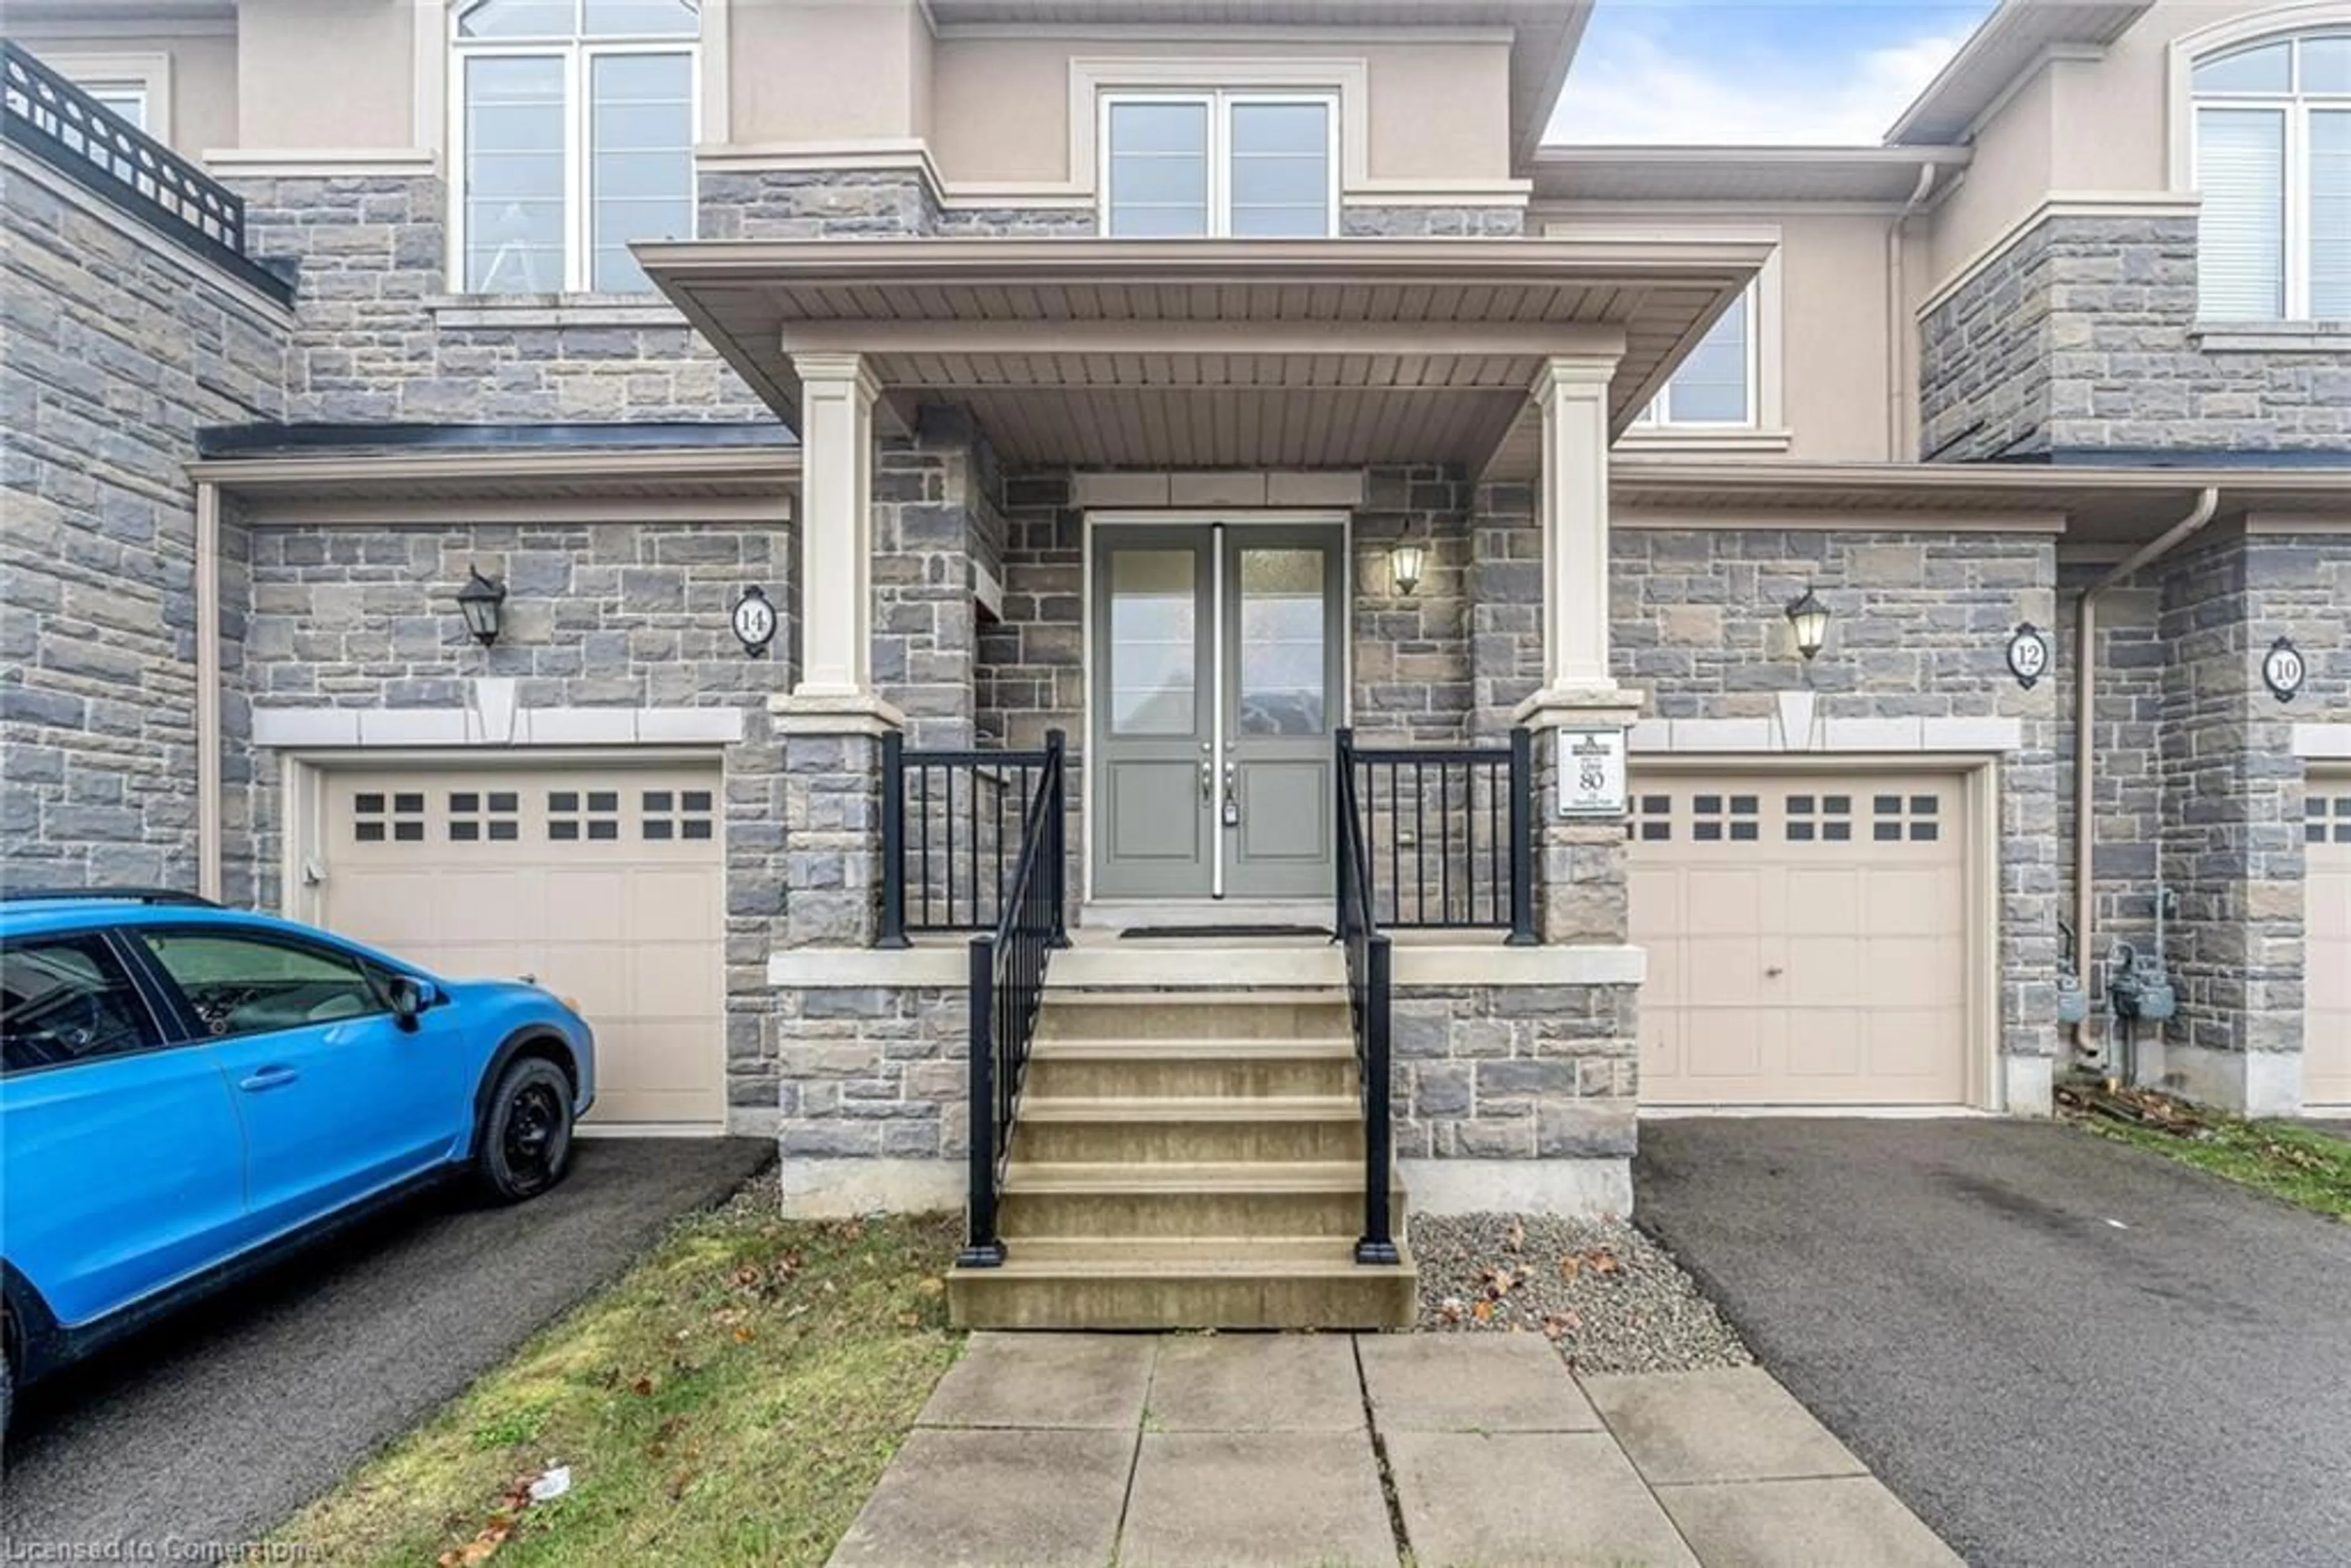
xmin=452 ymin=0 xmax=699 ymax=294
xmin=2191 ymin=29 xmax=2350 ymax=320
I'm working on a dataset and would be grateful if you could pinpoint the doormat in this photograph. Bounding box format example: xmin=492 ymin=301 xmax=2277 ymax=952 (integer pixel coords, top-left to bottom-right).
xmin=1117 ymin=924 xmax=1330 ymax=940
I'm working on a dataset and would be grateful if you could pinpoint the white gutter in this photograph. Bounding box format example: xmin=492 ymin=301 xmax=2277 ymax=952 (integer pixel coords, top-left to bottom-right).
xmin=1888 ymin=161 xmax=1940 ymax=457
xmin=2072 ymin=485 xmax=2219 ymax=1054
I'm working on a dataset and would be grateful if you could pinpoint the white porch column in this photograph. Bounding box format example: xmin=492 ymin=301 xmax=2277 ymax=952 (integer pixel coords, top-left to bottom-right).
xmin=791 ymin=350 xmax=880 ymax=701
xmin=1534 ymin=354 xmax=1624 ymax=701
xmin=1516 ymin=354 xmax=1641 ymax=951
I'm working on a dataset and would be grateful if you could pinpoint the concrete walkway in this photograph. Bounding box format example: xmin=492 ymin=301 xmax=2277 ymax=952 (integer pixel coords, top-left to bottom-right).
xmin=827 ymin=1333 xmax=1959 ymax=1568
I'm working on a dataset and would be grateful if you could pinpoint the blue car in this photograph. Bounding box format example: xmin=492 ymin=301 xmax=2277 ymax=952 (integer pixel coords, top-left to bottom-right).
xmin=0 ymin=889 xmax=595 ymax=1432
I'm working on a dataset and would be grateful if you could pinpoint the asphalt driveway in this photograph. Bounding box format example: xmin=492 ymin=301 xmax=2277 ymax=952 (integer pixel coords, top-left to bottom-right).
xmin=1637 ymin=1119 xmax=2351 ymax=1568
xmin=2 ymin=1138 xmax=773 ymax=1555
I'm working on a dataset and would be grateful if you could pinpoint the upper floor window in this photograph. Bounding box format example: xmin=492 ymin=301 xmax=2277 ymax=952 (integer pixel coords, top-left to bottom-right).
xmin=2192 ymin=30 xmax=2350 ymax=320
xmin=83 ymin=83 xmax=149 ymax=132
xmin=1637 ymin=288 xmax=1754 ymax=427
xmin=452 ymin=0 xmax=699 ymax=294
xmin=1103 ymin=91 xmax=1335 ymax=238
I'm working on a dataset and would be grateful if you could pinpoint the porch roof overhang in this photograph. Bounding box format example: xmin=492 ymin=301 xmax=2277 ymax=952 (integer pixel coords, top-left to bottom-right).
xmin=1612 ymin=457 xmax=2351 ymax=550
xmin=636 ymin=238 xmax=1773 ymax=479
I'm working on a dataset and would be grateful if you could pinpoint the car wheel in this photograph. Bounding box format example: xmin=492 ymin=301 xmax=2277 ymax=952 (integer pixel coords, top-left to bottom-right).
xmin=474 ymin=1055 xmax=575 ymax=1203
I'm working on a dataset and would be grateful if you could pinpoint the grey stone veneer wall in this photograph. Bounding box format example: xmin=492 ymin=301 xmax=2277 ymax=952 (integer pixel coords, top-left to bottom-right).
xmin=228 ymin=166 xmax=1103 ymax=425
xmin=2153 ymin=532 xmax=2351 ymax=1105
xmin=1 ymin=156 xmax=290 ymax=899
xmin=1611 ymin=527 xmax=2064 ymax=1071
xmin=1921 ymin=213 xmax=2351 ymax=461
xmin=226 ymin=170 xmax=766 ymax=424
xmin=242 ymin=518 xmax=796 ymax=1126
xmin=1342 ymin=206 xmax=1526 ymax=238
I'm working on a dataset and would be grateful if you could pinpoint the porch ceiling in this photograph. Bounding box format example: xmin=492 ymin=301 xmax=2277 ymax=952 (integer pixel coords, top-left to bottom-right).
xmin=636 ymin=238 xmax=1771 ymax=478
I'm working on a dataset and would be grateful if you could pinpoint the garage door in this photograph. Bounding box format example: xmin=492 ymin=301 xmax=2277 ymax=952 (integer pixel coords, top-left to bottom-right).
xmin=319 ymin=765 xmax=726 ymax=1129
xmin=2308 ymin=772 xmax=2351 ymax=1111
xmin=1629 ymin=770 xmax=1971 ymax=1107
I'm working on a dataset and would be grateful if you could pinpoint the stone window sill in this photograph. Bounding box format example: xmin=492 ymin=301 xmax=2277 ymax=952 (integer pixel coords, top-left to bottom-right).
xmin=2189 ymin=320 xmax=2351 ymax=354
xmin=1614 ymin=428 xmax=1795 ymax=456
xmin=425 ymin=293 xmax=686 ymax=330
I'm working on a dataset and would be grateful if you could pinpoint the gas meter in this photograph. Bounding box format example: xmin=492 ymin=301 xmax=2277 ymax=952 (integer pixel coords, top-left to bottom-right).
xmin=2056 ymin=919 xmax=2090 ymax=1027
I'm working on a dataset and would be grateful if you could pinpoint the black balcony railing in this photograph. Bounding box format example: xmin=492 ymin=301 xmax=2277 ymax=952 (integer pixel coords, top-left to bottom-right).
xmin=1 ymin=42 xmax=294 ymax=306
xmin=956 ymin=730 xmax=1067 ymax=1269
xmin=1341 ymin=727 xmax=1535 ymax=943
xmin=880 ymin=733 xmax=1064 ymax=944
xmin=1334 ymin=729 xmax=1400 ymax=1268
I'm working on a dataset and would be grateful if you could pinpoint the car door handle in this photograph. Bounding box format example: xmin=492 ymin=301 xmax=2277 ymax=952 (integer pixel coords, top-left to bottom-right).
xmin=239 ymin=1065 xmax=299 ymax=1092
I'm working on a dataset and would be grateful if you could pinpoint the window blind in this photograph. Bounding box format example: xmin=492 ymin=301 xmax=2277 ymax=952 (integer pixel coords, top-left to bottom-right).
xmin=2196 ymin=107 xmax=2287 ymax=319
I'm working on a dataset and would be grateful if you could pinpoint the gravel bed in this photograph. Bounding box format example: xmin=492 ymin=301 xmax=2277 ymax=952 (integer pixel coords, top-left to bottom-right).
xmin=1411 ymin=1212 xmax=1752 ymax=1374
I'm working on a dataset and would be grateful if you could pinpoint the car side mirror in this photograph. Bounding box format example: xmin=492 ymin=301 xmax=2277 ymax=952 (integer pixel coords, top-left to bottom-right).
xmin=387 ymin=975 xmax=428 ymax=1030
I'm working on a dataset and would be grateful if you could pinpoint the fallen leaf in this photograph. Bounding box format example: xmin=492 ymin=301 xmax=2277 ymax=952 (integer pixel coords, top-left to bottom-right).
xmin=1559 ymin=1255 xmax=1582 ymax=1284
xmin=733 ymin=1326 xmax=756 ymax=1344
xmin=668 ymin=1468 xmax=697 ymax=1501
xmin=631 ymin=1376 xmax=655 ymax=1397
xmin=1471 ymin=1300 xmax=1494 ymax=1323
xmin=896 ymin=1311 xmax=922 ymax=1328
xmin=916 ymin=1276 xmax=945 ymax=1296
xmin=1503 ymin=1220 xmax=1525 ymax=1253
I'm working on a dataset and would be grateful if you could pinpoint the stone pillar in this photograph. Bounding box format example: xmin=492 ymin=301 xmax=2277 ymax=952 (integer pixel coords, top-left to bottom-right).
xmin=774 ymin=349 xmax=901 ymax=949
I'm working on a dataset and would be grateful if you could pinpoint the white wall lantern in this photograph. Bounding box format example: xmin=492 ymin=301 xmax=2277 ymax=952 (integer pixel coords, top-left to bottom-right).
xmin=1389 ymin=536 xmax=1428 ymax=598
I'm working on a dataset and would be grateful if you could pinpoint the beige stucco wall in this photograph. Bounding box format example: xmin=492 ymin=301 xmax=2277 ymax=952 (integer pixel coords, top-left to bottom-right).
xmin=731 ymin=0 xmax=928 ymax=144
xmin=928 ymin=35 xmax=1512 ymax=187
xmin=1923 ymin=1 xmax=2315 ymax=293
xmin=10 ymin=29 xmax=239 ymax=154
xmin=236 ymin=0 xmax=413 ymax=150
xmin=1539 ymin=209 xmax=1908 ymax=463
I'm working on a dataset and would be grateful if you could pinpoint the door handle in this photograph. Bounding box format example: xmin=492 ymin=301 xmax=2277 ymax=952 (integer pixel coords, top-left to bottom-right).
xmin=239 ymin=1065 xmax=299 ymax=1092
xmin=1765 ymin=966 xmax=1785 ymax=978
xmin=1200 ymin=755 xmax=1213 ymax=801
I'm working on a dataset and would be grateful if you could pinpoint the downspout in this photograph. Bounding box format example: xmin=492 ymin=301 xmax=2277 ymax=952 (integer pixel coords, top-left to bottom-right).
xmin=2072 ymin=486 xmax=2219 ymax=1060
xmin=1888 ymin=162 xmax=1940 ymax=458
xmin=196 ymin=479 xmax=223 ymax=902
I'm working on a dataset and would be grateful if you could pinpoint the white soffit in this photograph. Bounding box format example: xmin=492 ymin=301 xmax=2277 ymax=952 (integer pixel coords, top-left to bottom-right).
xmin=1531 ymin=145 xmax=1970 ymax=206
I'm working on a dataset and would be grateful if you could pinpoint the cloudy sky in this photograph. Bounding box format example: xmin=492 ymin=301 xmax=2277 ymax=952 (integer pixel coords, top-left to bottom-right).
xmin=1547 ymin=1 xmax=1999 ymax=146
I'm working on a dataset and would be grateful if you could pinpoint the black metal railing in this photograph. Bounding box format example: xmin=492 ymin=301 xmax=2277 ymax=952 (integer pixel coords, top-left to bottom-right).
xmin=957 ymin=729 xmax=1067 ymax=1269
xmin=1 ymin=42 xmax=294 ymax=306
xmin=880 ymin=733 xmax=1060 ymax=944
xmin=1340 ymin=727 xmax=1535 ymax=943
xmin=1334 ymin=728 xmax=1400 ymax=1267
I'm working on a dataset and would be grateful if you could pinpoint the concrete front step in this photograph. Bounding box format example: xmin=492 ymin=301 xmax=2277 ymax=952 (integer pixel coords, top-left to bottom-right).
xmin=1035 ymin=991 xmax=1350 ymax=1043
xmin=1012 ymin=1097 xmax=1366 ymax=1163
xmin=1025 ymin=1038 xmax=1359 ymax=1100
xmin=998 ymin=1160 xmax=1403 ymax=1240
xmin=948 ymin=1241 xmax=1417 ymax=1330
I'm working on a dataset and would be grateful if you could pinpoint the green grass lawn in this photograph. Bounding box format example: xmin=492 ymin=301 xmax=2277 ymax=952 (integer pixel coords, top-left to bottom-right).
xmin=2074 ymin=1108 xmax=2351 ymax=1220
xmin=270 ymin=1192 xmax=963 ymax=1567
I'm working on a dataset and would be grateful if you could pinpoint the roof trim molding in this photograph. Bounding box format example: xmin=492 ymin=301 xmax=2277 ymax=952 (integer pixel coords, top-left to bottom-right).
xmin=1887 ymin=1 xmax=2152 ymax=146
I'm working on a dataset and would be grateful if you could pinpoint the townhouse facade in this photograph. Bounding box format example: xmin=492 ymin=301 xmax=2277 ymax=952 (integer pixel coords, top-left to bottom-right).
xmin=2 ymin=0 xmax=2347 ymax=1317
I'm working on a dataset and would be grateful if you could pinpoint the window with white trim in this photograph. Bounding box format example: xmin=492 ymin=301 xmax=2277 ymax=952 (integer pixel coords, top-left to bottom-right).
xmin=1101 ymin=91 xmax=1337 ymax=238
xmin=451 ymin=0 xmax=698 ymax=295
xmin=1635 ymin=288 xmax=1755 ymax=427
xmin=2191 ymin=29 xmax=2351 ymax=320
xmin=83 ymin=83 xmax=150 ymax=132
